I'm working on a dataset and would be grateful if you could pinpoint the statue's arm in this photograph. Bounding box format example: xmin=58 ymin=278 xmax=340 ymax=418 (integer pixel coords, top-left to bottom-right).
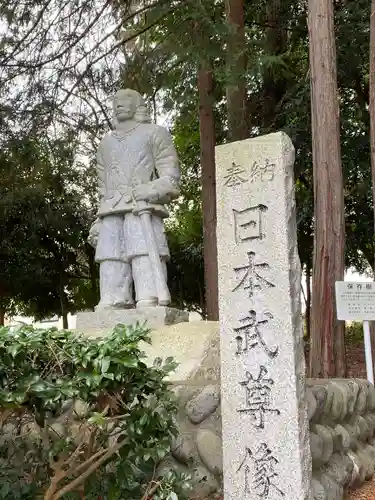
xmin=96 ymin=142 xmax=106 ymax=200
xmin=88 ymin=141 xmax=106 ymax=245
xmin=146 ymin=127 xmax=181 ymax=204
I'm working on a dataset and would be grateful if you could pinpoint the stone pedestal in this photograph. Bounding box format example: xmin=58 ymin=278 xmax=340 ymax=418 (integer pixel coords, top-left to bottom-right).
xmin=76 ymin=306 xmax=188 ymax=338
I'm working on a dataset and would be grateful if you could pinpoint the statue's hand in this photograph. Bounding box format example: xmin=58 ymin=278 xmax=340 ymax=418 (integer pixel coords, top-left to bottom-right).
xmin=132 ymin=183 xmax=159 ymax=204
xmin=88 ymin=218 xmax=101 ymax=248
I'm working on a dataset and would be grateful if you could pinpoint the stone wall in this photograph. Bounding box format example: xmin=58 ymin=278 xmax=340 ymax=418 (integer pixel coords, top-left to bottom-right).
xmin=150 ymin=321 xmax=223 ymax=498
xmin=160 ymin=376 xmax=375 ymax=500
xmin=149 ymin=322 xmax=375 ymax=500
xmin=307 ymin=378 xmax=375 ymax=500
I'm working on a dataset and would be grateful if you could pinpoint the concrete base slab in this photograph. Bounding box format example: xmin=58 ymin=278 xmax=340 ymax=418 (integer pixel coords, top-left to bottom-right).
xmin=76 ymin=306 xmax=189 ymax=338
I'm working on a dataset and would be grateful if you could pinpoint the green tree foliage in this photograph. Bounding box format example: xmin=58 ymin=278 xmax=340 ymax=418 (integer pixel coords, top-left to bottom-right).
xmin=0 ymin=134 xmax=98 ymax=325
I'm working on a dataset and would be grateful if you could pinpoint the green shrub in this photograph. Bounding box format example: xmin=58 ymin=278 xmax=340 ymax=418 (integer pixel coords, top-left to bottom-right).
xmin=345 ymin=322 xmax=364 ymax=347
xmin=0 ymin=324 xmax=191 ymax=499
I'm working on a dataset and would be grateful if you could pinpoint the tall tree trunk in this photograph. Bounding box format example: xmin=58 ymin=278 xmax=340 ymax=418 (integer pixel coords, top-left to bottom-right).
xmin=305 ymin=266 xmax=312 ymax=341
xmin=86 ymin=243 xmax=99 ymax=311
xmin=308 ymin=0 xmax=346 ymax=377
xmin=0 ymin=305 xmax=4 ymax=327
xmin=198 ymin=64 xmax=219 ymax=321
xmin=225 ymin=0 xmax=247 ymax=141
xmin=369 ymin=0 xmax=375 ymax=375
xmin=58 ymin=279 xmax=69 ymax=330
xmin=261 ymin=0 xmax=288 ymax=131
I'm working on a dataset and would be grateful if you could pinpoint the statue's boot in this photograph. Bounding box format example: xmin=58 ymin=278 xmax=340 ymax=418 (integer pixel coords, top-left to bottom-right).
xmin=96 ymin=260 xmax=134 ymax=310
xmin=131 ymin=255 xmax=169 ymax=308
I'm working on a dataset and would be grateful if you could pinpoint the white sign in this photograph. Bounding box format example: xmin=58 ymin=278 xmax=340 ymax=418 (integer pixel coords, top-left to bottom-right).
xmin=335 ymin=281 xmax=375 ymax=321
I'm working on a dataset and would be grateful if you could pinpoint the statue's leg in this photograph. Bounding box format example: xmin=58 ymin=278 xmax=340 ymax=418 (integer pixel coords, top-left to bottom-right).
xmin=98 ymin=260 xmax=133 ymax=309
xmin=158 ymin=259 xmax=169 ymax=306
xmin=131 ymin=255 xmax=158 ymax=308
xmin=95 ymin=214 xmax=134 ymax=309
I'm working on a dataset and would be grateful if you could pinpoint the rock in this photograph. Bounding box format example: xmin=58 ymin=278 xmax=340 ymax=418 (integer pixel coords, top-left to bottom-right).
xmin=186 ymin=385 xmax=220 ymax=424
xmin=357 ymin=445 xmax=375 ymax=480
xmin=306 ymin=388 xmax=317 ymax=421
xmin=309 ymin=385 xmax=328 ymax=421
xmin=312 ymin=424 xmax=334 ymax=464
xmin=366 ymin=414 xmax=375 ymax=438
xmin=342 ymin=423 xmax=359 ymax=451
xmin=2 ymin=423 xmax=16 ymax=435
xmin=346 ymin=380 xmax=360 ymax=415
xmin=73 ymin=399 xmax=89 ymax=418
xmin=351 ymin=415 xmax=368 ymax=442
xmin=192 ymin=465 xmax=220 ymax=497
xmin=319 ymin=473 xmax=343 ymax=500
xmin=355 ymin=382 xmax=368 ymax=415
xmin=324 ymin=453 xmax=353 ymax=486
xmin=334 ymin=424 xmax=351 ymax=452
xmin=323 ymin=384 xmax=335 ymax=415
xmin=49 ymin=422 xmax=66 ymax=439
xmin=367 ymin=384 xmax=375 ymax=411
xmin=363 ymin=414 xmax=375 ymax=439
xmin=347 ymin=450 xmax=362 ymax=486
xmin=364 ymin=443 xmax=375 ymax=463
xmin=20 ymin=421 xmax=39 ymax=439
xmin=158 ymin=461 xmax=219 ymax=498
xmin=171 ymin=435 xmax=196 ymax=465
xmin=311 ymin=477 xmax=327 ymax=500
xmin=330 ymin=383 xmax=345 ymax=421
xmin=196 ymin=429 xmax=223 ymax=475
xmin=310 ymin=432 xmax=324 ymax=466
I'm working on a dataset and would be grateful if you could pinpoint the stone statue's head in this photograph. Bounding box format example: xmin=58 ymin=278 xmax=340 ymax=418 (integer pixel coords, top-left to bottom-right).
xmin=112 ymin=89 xmax=145 ymax=125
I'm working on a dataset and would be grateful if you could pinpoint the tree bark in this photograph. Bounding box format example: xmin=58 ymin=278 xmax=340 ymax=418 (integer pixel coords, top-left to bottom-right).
xmin=369 ymin=0 xmax=375 ymax=373
xmin=58 ymin=279 xmax=69 ymax=330
xmin=308 ymin=0 xmax=346 ymax=377
xmin=225 ymin=0 xmax=247 ymax=141
xmin=0 ymin=305 xmax=4 ymax=327
xmin=261 ymin=0 xmax=288 ymax=131
xmin=198 ymin=65 xmax=219 ymax=321
xmin=86 ymin=243 xmax=99 ymax=311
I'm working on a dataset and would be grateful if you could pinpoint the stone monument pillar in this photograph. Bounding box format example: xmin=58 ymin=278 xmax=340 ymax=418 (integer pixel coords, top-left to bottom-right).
xmin=215 ymin=132 xmax=312 ymax=499
xmin=76 ymin=89 xmax=188 ymax=335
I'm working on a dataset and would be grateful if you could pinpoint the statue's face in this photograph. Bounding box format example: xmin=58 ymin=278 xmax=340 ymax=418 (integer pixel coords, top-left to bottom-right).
xmin=114 ymin=90 xmax=137 ymax=122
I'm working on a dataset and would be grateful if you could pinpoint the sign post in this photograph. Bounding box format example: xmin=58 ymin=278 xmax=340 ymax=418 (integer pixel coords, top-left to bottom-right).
xmin=335 ymin=281 xmax=375 ymax=384
xmin=363 ymin=321 xmax=374 ymax=385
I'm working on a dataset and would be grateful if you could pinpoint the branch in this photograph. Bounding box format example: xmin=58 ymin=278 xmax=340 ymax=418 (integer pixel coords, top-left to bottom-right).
xmin=3 ymin=0 xmax=112 ymax=70
xmin=1 ymin=0 xmax=55 ymax=65
xmin=57 ymin=8 xmax=172 ymax=110
xmin=51 ymin=435 xmax=129 ymax=499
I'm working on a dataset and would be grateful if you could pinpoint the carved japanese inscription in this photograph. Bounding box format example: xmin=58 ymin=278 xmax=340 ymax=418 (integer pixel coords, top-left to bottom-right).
xmin=250 ymin=159 xmax=275 ymax=183
xmin=232 ymin=251 xmax=275 ymax=298
xmin=234 ymin=310 xmax=278 ymax=358
xmin=237 ymin=443 xmax=285 ymax=498
xmin=224 ymin=161 xmax=248 ymax=187
xmin=237 ymin=366 xmax=280 ymax=428
xmin=233 ymin=204 xmax=268 ymax=243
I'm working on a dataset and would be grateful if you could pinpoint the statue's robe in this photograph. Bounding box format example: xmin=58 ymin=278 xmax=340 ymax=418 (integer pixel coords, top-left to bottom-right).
xmin=95 ymin=122 xmax=180 ymax=263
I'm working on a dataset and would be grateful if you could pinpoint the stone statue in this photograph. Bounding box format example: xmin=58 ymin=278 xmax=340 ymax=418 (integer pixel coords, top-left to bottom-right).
xmin=88 ymin=89 xmax=180 ymax=309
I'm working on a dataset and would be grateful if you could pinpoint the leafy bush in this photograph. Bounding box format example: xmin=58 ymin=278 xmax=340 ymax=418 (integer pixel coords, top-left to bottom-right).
xmin=345 ymin=322 xmax=364 ymax=347
xmin=0 ymin=324 xmax=191 ymax=499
